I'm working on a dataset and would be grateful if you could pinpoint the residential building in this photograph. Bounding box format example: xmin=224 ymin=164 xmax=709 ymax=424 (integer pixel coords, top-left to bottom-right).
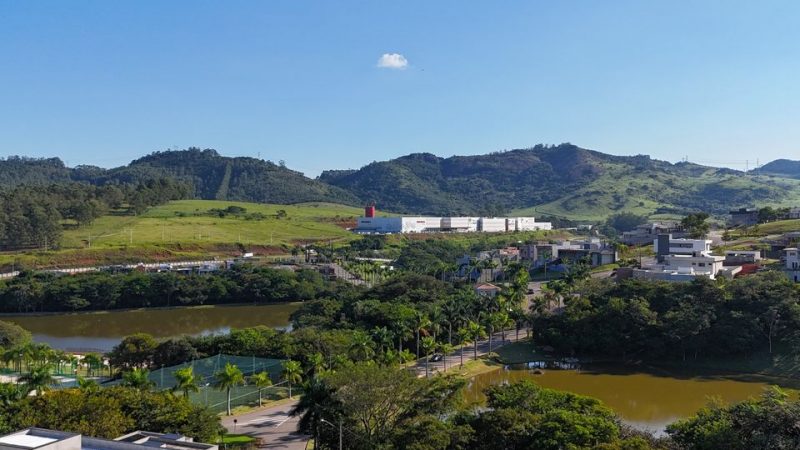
xmin=654 ymin=234 xmax=711 ymax=262
xmin=729 ymin=208 xmax=759 ymax=227
xmin=723 ymin=250 xmax=762 ymax=266
xmin=0 ymin=428 xmax=217 ymax=450
xmin=620 ymin=222 xmax=685 ymax=246
xmin=633 ymin=253 xmax=735 ymax=282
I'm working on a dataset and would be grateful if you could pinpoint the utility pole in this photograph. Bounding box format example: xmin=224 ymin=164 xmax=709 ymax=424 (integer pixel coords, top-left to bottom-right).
xmin=339 ymin=419 xmax=343 ymax=450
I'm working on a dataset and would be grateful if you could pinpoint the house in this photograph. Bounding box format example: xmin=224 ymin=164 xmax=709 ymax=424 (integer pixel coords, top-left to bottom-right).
xmin=723 ymin=250 xmax=762 ymax=266
xmin=474 ymin=283 xmax=502 ymax=297
xmin=654 ymin=234 xmax=711 ymax=262
xmin=0 ymin=428 xmax=218 ymax=450
xmin=789 ymin=208 xmax=800 ymax=220
xmin=621 ymin=222 xmax=685 ymax=246
xmin=729 ymin=208 xmax=759 ymax=227
xmin=784 ymin=248 xmax=800 ymax=283
xmin=633 ymin=253 xmax=736 ymax=282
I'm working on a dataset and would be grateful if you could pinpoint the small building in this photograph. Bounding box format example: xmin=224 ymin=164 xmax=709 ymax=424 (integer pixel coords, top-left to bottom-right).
xmin=621 ymin=222 xmax=685 ymax=246
xmin=784 ymin=248 xmax=800 ymax=283
xmin=723 ymin=250 xmax=762 ymax=266
xmin=729 ymin=208 xmax=759 ymax=227
xmin=0 ymin=428 xmax=218 ymax=450
xmin=474 ymin=283 xmax=502 ymax=297
xmin=633 ymin=253 xmax=733 ymax=282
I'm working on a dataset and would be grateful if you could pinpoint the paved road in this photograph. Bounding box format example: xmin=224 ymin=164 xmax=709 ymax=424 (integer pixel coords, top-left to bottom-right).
xmin=222 ymin=401 xmax=308 ymax=450
xmin=411 ymin=326 xmax=531 ymax=377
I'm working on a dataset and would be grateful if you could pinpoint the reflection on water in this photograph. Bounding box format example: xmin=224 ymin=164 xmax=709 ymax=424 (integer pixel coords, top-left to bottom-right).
xmin=465 ymin=362 xmax=797 ymax=433
xmin=2 ymin=303 xmax=299 ymax=352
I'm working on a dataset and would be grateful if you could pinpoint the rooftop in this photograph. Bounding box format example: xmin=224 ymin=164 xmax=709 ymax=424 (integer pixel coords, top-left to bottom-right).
xmin=0 ymin=430 xmax=217 ymax=450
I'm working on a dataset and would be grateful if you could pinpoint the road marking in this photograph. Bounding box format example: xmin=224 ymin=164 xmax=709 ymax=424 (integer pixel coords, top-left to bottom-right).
xmin=244 ymin=413 xmax=291 ymax=427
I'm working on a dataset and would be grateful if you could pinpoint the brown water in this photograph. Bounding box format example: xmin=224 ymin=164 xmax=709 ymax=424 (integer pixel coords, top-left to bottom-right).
xmin=465 ymin=363 xmax=798 ymax=432
xmin=2 ymin=303 xmax=299 ymax=352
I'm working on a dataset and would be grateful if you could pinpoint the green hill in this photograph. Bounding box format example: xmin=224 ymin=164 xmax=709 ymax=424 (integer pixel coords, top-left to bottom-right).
xmin=759 ymin=159 xmax=800 ymax=179
xmin=0 ymin=200 xmax=363 ymax=270
xmin=321 ymin=144 xmax=800 ymax=220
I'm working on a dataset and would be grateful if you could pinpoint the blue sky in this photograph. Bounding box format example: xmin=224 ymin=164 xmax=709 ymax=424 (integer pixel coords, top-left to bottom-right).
xmin=1 ymin=1 xmax=799 ymax=176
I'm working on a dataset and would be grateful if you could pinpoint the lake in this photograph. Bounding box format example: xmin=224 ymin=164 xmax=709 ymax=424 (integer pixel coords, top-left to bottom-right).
xmin=464 ymin=362 xmax=797 ymax=433
xmin=1 ymin=303 xmax=299 ymax=352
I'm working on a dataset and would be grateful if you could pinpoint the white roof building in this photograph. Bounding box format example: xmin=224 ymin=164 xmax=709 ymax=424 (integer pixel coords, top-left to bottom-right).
xmin=0 ymin=429 xmax=217 ymax=450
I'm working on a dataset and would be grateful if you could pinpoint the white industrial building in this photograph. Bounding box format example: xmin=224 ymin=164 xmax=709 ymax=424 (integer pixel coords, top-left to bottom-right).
xmin=355 ymin=215 xmax=552 ymax=234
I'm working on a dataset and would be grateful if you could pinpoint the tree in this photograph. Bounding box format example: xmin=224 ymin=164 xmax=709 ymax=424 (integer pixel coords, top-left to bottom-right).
xmin=83 ymin=353 xmax=102 ymax=377
xmin=467 ymin=321 xmax=486 ymax=361
xmin=289 ymin=376 xmax=332 ymax=448
xmin=681 ymin=212 xmax=710 ymax=238
xmin=19 ymin=364 xmax=55 ymax=396
xmin=172 ymin=366 xmax=199 ymax=399
xmin=282 ymin=360 xmax=303 ymax=399
xmin=456 ymin=328 xmax=469 ymax=368
xmin=421 ymin=336 xmax=436 ymax=378
xmin=108 ymin=333 xmax=157 ymax=370
xmin=214 ymin=363 xmax=245 ymax=416
xmin=121 ymin=368 xmax=155 ymax=391
xmin=76 ymin=376 xmax=100 ymax=393
xmin=412 ymin=312 xmax=431 ymax=359
xmin=250 ymin=371 xmax=273 ymax=407
xmin=0 ymin=320 xmax=32 ymax=349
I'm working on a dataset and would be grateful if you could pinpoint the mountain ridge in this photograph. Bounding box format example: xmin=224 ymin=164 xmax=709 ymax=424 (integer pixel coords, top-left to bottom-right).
xmin=4 ymin=146 xmax=800 ymax=219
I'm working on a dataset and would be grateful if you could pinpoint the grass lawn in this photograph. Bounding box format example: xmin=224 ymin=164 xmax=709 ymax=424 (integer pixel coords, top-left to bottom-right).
xmin=0 ymin=200 xmax=365 ymax=269
xmin=221 ymin=434 xmax=256 ymax=446
xmin=450 ymin=358 xmax=502 ymax=378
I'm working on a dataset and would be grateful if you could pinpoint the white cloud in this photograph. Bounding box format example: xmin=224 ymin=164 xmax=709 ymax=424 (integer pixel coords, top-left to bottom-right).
xmin=377 ymin=53 xmax=408 ymax=69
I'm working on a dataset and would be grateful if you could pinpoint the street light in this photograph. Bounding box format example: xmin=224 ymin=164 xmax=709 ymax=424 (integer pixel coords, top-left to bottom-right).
xmin=320 ymin=419 xmax=343 ymax=450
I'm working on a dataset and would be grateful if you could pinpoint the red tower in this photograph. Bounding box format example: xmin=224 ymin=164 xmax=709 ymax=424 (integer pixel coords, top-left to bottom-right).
xmin=365 ymin=204 xmax=376 ymax=218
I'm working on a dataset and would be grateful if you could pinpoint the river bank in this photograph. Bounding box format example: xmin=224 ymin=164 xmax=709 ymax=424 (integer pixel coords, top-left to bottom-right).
xmin=1 ymin=303 xmax=300 ymax=352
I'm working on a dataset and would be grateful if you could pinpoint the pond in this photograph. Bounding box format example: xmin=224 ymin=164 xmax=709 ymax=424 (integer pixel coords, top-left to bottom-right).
xmin=1 ymin=303 xmax=299 ymax=352
xmin=464 ymin=362 xmax=797 ymax=433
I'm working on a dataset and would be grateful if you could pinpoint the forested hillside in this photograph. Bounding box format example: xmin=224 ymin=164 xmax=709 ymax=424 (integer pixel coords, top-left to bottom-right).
xmin=321 ymin=144 xmax=800 ymax=218
xmin=760 ymin=158 xmax=800 ymax=179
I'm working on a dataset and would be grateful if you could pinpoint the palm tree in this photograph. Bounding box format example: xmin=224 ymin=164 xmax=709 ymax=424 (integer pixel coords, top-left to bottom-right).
xmin=438 ymin=343 xmax=455 ymax=372
xmin=467 ymin=321 xmax=486 ymax=361
xmin=348 ymin=332 xmax=375 ymax=361
xmin=214 ymin=363 xmax=245 ymax=416
xmin=413 ymin=312 xmax=431 ymax=359
xmin=83 ymin=353 xmax=102 ymax=378
xmin=122 ymin=368 xmax=155 ymax=390
xmin=250 ymin=371 xmax=273 ymax=407
xmin=289 ymin=377 xmax=331 ymax=447
xmin=19 ymin=364 xmax=55 ymax=396
xmin=172 ymin=366 xmax=199 ymax=398
xmin=421 ymin=336 xmax=436 ymax=378
xmin=371 ymin=326 xmax=394 ymax=354
xmin=306 ymin=353 xmax=327 ymax=378
xmin=281 ymin=360 xmax=303 ymax=399
xmin=456 ymin=328 xmax=469 ymax=368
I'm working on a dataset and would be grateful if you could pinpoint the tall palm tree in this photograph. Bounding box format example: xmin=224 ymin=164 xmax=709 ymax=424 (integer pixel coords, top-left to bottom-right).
xmin=289 ymin=377 xmax=331 ymax=448
xmin=19 ymin=364 xmax=55 ymax=396
xmin=122 ymin=368 xmax=155 ymax=390
xmin=214 ymin=363 xmax=245 ymax=416
xmin=281 ymin=360 xmax=303 ymax=399
xmin=421 ymin=336 xmax=436 ymax=378
xmin=413 ymin=312 xmax=431 ymax=359
xmin=456 ymin=328 xmax=469 ymax=368
xmin=467 ymin=321 xmax=486 ymax=361
xmin=172 ymin=366 xmax=199 ymax=399
xmin=438 ymin=343 xmax=455 ymax=372
xmin=250 ymin=371 xmax=273 ymax=407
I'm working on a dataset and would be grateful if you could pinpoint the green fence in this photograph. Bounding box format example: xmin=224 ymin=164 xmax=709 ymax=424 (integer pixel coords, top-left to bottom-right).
xmin=146 ymin=354 xmax=293 ymax=414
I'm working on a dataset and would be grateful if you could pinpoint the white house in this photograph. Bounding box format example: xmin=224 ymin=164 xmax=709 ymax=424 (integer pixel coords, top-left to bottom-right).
xmin=655 ymin=234 xmax=712 ymax=261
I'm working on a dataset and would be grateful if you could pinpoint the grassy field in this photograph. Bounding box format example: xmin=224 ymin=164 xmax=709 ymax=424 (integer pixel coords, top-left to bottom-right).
xmin=0 ymin=200 xmax=365 ymax=269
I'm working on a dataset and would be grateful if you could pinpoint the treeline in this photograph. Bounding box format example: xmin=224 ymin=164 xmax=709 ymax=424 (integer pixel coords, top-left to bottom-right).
xmin=532 ymin=272 xmax=800 ymax=360
xmin=0 ymin=179 xmax=191 ymax=251
xmin=0 ymin=265 xmax=345 ymax=313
